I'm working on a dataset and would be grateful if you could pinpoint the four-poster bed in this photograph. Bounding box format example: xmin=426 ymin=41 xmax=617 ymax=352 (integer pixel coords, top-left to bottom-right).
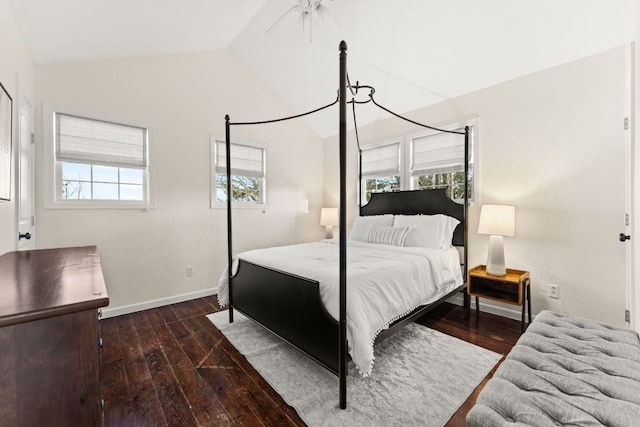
xmin=219 ymin=41 xmax=471 ymax=409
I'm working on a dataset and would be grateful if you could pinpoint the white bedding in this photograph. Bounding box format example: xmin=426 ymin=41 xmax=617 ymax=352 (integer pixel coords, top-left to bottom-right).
xmin=217 ymin=239 xmax=463 ymax=376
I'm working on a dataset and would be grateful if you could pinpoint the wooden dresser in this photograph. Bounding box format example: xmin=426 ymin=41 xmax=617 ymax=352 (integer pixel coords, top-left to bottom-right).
xmin=0 ymin=246 xmax=109 ymax=427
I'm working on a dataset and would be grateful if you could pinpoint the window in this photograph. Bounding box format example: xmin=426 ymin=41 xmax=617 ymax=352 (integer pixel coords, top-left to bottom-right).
xmin=44 ymin=109 xmax=152 ymax=209
xmin=61 ymin=163 xmax=144 ymax=201
xmin=410 ymin=127 xmax=473 ymax=201
xmin=360 ymin=141 xmax=401 ymax=203
xmin=212 ymin=137 xmax=266 ymax=207
xmin=360 ymin=121 xmax=475 ymax=204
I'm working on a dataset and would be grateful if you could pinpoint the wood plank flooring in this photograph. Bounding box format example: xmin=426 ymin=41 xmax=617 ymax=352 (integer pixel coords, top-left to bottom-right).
xmin=100 ymin=297 xmax=521 ymax=426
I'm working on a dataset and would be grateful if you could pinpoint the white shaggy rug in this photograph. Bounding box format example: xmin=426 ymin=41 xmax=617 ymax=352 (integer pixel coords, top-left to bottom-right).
xmin=207 ymin=310 xmax=500 ymax=427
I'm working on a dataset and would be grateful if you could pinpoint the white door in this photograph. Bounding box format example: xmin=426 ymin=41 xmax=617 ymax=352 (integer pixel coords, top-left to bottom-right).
xmin=16 ymin=85 xmax=35 ymax=250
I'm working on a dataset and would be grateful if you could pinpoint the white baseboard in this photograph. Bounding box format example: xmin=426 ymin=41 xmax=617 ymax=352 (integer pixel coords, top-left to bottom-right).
xmin=101 ymin=287 xmax=218 ymax=319
xmin=447 ymin=293 xmax=532 ymax=322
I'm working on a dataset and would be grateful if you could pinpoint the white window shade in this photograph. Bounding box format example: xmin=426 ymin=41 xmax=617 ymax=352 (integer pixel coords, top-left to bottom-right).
xmin=216 ymin=140 xmax=265 ymax=178
xmin=362 ymin=142 xmax=400 ymax=176
xmin=56 ymin=113 xmax=147 ymax=168
xmin=411 ymin=130 xmax=464 ymax=175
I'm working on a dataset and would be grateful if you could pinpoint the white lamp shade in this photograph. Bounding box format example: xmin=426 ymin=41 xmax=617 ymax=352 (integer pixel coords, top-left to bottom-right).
xmin=320 ymin=208 xmax=339 ymax=226
xmin=478 ymin=204 xmax=515 ymax=237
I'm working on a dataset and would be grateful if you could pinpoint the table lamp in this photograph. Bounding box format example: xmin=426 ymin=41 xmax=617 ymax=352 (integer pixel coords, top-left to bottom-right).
xmin=320 ymin=207 xmax=338 ymax=239
xmin=478 ymin=204 xmax=515 ymax=276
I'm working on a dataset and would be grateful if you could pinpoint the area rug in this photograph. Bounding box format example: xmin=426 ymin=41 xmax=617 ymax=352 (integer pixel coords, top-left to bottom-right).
xmin=207 ymin=311 xmax=501 ymax=426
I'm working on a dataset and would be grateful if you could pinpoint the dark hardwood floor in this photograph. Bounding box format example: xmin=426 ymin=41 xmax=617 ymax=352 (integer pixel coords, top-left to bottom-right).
xmin=100 ymin=297 xmax=521 ymax=426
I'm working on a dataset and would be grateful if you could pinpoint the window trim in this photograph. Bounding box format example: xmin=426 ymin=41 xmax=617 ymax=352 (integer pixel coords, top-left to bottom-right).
xmin=210 ymin=135 xmax=268 ymax=209
xmin=359 ymin=118 xmax=478 ymax=205
xmin=43 ymin=105 xmax=155 ymax=209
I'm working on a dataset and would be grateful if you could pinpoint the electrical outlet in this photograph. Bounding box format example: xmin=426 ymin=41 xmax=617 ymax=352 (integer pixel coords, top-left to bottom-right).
xmin=548 ymin=284 xmax=559 ymax=299
xmin=186 ymin=266 xmax=195 ymax=277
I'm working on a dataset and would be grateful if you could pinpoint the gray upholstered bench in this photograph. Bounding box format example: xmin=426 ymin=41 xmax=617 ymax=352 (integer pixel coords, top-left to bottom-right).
xmin=467 ymin=310 xmax=640 ymax=426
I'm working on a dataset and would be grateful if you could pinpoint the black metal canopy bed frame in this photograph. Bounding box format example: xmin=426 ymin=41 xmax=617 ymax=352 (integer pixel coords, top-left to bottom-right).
xmin=223 ymin=41 xmax=471 ymax=410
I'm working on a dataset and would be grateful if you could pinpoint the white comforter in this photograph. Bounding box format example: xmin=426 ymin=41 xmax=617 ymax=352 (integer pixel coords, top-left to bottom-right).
xmin=217 ymin=240 xmax=463 ymax=376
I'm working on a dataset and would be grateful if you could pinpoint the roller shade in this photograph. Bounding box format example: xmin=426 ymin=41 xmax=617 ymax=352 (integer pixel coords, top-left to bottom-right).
xmin=56 ymin=113 xmax=147 ymax=169
xmin=216 ymin=140 xmax=265 ymax=178
xmin=361 ymin=142 xmax=400 ymax=176
xmin=411 ymin=129 xmax=464 ymax=175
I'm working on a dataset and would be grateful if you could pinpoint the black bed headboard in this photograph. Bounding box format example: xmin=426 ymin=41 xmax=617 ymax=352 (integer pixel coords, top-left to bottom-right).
xmin=360 ymin=189 xmax=465 ymax=247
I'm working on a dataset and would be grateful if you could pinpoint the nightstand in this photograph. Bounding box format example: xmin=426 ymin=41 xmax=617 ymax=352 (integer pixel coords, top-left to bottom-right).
xmin=467 ymin=265 xmax=531 ymax=333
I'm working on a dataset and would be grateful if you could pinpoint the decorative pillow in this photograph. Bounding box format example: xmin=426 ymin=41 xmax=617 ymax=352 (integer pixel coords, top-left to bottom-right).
xmin=348 ymin=215 xmax=394 ymax=242
xmin=393 ymin=214 xmax=460 ymax=249
xmin=365 ymin=225 xmax=409 ymax=246
xmin=403 ymin=227 xmax=442 ymax=249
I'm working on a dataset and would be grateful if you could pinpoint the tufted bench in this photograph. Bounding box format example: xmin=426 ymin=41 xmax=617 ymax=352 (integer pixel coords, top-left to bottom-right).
xmin=467 ymin=310 xmax=640 ymax=426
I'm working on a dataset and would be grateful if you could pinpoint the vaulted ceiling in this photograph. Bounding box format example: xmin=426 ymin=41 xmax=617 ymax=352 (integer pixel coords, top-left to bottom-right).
xmin=9 ymin=0 xmax=636 ymax=137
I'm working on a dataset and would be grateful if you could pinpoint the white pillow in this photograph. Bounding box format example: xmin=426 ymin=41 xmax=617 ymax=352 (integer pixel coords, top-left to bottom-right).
xmin=441 ymin=215 xmax=460 ymax=247
xmin=393 ymin=214 xmax=460 ymax=249
xmin=365 ymin=225 xmax=409 ymax=246
xmin=348 ymin=215 xmax=394 ymax=242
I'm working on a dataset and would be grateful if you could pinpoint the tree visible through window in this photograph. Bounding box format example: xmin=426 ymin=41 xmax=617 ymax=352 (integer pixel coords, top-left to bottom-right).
xmin=416 ymin=170 xmax=472 ymax=201
xmin=215 ymin=175 xmax=262 ymax=203
xmin=62 ymin=162 xmax=144 ymax=201
xmin=363 ymin=176 xmax=400 ymax=203
xmin=213 ymin=138 xmax=266 ymax=206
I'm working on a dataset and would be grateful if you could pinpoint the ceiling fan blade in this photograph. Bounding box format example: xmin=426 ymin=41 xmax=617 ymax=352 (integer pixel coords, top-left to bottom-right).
xmin=266 ymin=5 xmax=299 ymax=34
xmin=315 ymin=4 xmax=330 ymax=23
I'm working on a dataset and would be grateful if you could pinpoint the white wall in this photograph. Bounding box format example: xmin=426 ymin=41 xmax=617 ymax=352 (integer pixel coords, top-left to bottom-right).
xmin=635 ymin=7 xmax=640 ymax=332
xmin=35 ymin=50 xmax=325 ymax=311
xmin=0 ymin=0 xmax=35 ymax=255
xmin=325 ymin=46 xmax=629 ymax=327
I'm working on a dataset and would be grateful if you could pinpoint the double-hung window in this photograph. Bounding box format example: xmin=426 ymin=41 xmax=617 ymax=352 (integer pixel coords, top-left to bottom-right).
xmin=45 ymin=109 xmax=152 ymax=208
xmin=212 ymin=138 xmax=266 ymax=207
xmin=360 ymin=121 xmax=475 ymax=204
xmin=360 ymin=140 xmax=401 ymax=203
xmin=410 ymin=127 xmax=472 ymax=201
